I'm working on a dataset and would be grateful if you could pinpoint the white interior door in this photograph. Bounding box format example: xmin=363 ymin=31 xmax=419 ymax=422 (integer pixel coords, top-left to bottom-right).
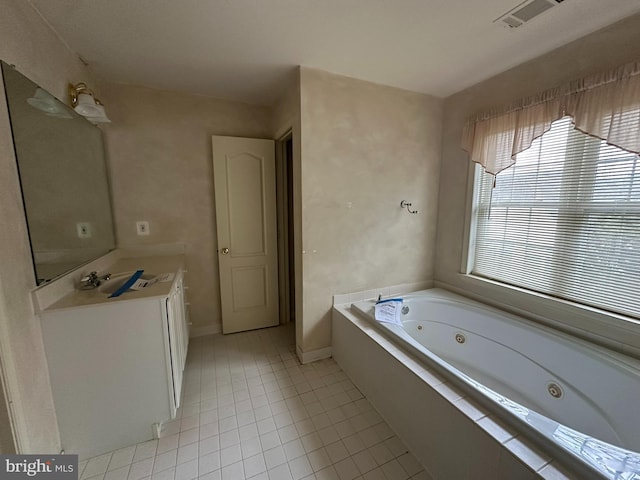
xmin=212 ymin=136 xmax=279 ymax=333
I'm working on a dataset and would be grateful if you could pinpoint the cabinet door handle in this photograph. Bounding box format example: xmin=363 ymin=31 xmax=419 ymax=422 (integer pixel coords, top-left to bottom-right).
xmin=220 ymin=247 xmax=230 ymax=255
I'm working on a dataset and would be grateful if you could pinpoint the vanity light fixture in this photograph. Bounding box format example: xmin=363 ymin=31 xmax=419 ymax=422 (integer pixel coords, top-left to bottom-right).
xmin=68 ymin=82 xmax=111 ymax=123
xmin=27 ymin=88 xmax=72 ymax=119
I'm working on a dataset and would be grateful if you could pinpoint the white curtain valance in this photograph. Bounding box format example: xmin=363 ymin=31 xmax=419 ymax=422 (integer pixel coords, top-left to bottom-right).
xmin=462 ymin=60 xmax=640 ymax=177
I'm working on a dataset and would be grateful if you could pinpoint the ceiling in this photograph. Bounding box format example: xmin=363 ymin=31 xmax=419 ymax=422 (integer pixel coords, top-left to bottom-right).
xmin=30 ymin=0 xmax=640 ymax=106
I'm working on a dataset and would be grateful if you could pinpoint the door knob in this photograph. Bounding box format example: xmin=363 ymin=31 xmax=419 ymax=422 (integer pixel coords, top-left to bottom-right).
xmin=221 ymin=247 xmax=230 ymax=255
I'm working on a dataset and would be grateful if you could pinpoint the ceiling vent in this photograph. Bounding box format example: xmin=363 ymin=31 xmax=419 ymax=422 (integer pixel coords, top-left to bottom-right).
xmin=494 ymin=0 xmax=565 ymax=29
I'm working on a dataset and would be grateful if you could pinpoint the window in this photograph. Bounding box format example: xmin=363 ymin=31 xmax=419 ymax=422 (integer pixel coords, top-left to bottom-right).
xmin=470 ymin=116 xmax=640 ymax=319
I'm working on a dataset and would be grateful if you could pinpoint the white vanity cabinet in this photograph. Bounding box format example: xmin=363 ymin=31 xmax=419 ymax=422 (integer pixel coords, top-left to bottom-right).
xmin=40 ymin=264 xmax=189 ymax=460
xmin=164 ymin=274 xmax=188 ymax=414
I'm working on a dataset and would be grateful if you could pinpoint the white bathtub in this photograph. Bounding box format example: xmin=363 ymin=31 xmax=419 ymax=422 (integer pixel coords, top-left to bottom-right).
xmin=350 ymin=288 xmax=640 ymax=479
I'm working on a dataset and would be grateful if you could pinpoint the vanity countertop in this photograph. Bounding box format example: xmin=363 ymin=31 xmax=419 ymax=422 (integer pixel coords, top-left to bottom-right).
xmin=43 ymin=255 xmax=185 ymax=312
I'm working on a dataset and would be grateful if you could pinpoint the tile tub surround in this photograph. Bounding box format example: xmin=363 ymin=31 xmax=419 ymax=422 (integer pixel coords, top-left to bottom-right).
xmin=332 ymin=305 xmax=579 ymax=480
xmin=332 ymin=281 xmax=433 ymax=307
xmin=77 ymin=324 xmax=431 ymax=480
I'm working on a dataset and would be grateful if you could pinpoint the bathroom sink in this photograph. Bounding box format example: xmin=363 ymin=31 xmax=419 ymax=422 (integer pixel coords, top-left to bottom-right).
xmin=98 ymin=272 xmax=157 ymax=295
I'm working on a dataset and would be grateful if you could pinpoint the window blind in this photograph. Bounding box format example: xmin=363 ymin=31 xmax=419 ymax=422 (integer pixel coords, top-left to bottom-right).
xmin=472 ymin=116 xmax=640 ymax=319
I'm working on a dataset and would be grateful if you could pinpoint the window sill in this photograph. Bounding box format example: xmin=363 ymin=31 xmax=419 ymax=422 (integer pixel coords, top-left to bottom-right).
xmin=434 ymin=273 xmax=640 ymax=359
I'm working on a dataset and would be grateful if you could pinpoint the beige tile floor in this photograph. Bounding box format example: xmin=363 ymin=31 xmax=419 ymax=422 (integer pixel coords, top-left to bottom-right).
xmin=77 ymin=324 xmax=430 ymax=480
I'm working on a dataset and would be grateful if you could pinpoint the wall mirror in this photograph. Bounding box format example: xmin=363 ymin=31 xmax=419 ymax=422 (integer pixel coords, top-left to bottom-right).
xmin=1 ymin=61 xmax=115 ymax=285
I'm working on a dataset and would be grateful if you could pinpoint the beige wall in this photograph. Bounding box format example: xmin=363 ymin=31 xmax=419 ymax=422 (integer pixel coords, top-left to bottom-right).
xmin=100 ymin=83 xmax=272 ymax=333
xmin=102 ymin=68 xmax=445 ymax=357
xmin=299 ymin=68 xmax=443 ymax=353
xmin=0 ymin=368 xmax=15 ymax=453
xmin=0 ymin=0 xmax=97 ymax=453
xmin=435 ymin=14 xmax=640 ymax=339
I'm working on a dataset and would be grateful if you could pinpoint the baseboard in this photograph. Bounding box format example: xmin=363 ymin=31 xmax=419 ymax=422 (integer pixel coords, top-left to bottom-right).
xmin=296 ymin=344 xmax=332 ymax=364
xmin=189 ymin=324 xmax=221 ymax=338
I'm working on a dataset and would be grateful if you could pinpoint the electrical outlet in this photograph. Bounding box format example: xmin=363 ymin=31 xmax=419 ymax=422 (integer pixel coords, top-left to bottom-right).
xmin=136 ymin=221 xmax=150 ymax=236
xmin=76 ymin=222 xmax=91 ymax=238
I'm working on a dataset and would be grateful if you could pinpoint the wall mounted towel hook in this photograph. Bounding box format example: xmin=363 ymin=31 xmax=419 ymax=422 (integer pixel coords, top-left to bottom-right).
xmin=400 ymin=200 xmax=419 ymax=214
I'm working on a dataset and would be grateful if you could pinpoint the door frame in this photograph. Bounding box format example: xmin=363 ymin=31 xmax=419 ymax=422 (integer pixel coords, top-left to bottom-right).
xmin=274 ymin=118 xmax=303 ymax=362
xmin=275 ymin=131 xmax=295 ymax=326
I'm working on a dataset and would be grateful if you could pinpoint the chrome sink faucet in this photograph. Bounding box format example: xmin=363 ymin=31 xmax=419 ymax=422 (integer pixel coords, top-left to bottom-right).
xmin=79 ymin=271 xmax=111 ymax=290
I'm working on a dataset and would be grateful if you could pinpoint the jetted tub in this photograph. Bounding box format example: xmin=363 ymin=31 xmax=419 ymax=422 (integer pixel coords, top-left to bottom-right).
xmin=350 ymin=288 xmax=640 ymax=479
